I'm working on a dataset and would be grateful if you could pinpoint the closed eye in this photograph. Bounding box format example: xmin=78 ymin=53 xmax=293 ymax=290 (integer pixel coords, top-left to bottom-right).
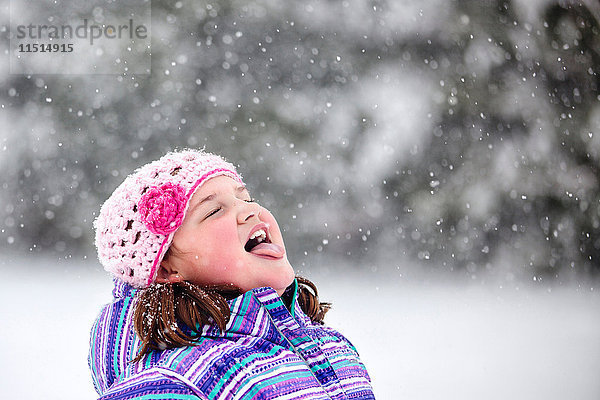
xmin=244 ymin=198 xmax=256 ymax=203
xmin=205 ymin=207 xmax=221 ymax=219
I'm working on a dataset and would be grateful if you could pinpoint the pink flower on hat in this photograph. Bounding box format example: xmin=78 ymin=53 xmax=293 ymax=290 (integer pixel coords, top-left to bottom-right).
xmin=138 ymin=182 xmax=188 ymax=235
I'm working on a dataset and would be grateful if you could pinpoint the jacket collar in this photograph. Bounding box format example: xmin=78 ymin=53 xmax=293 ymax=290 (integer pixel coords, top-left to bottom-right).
xmin=112 ymin=278 xmax=309 ymax=339
xmin=200 ymin=278 xmax=311 ymax=338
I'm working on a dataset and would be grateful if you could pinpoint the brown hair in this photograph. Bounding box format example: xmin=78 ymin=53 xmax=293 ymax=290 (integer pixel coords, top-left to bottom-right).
xmin=132 ymin=275 xmax=331 ymax=362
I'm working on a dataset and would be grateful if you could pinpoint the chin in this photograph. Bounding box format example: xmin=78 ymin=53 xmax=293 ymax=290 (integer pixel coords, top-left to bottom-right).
xmin=269 ymin=263 xmax=296 ymax=292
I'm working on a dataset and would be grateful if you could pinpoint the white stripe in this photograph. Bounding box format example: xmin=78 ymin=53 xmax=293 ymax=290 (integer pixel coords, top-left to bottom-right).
xmin=338 ymin=375 xmax=372 ymax=387
xmin=250 ymin=306 xmax=266 ymax=337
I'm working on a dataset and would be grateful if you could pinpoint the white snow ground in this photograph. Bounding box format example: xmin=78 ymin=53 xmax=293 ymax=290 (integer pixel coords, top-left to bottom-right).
xmin=1 ymin=257 xmax=599 ymax=399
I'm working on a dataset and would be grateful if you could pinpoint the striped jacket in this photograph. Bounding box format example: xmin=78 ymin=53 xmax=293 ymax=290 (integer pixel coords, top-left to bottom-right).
xmin=89 ymin=278 xmax=375 ymax=399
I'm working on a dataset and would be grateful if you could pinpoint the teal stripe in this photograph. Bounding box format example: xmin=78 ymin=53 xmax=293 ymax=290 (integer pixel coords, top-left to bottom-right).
xmin=113 ymin=296 xmax=131 ymax=376
xmin=290 ymin=336 xmax=312 ymax=346
xmin=290 ymin=278 xmax=299 ymax=319
xmin=264 ymin=300 xmax=282 ymax=310
xmin=329 ymin=357 xmax=361 ymax=369
xmin=308 ymin=358 xmax=332 ymax=372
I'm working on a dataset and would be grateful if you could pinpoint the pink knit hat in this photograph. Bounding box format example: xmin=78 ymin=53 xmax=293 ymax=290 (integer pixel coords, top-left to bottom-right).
xmin=94 ymin=149 xmax=243 ymax=288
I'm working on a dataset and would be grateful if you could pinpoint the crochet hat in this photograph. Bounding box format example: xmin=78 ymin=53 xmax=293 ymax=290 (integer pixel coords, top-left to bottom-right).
xmin=94 ymin=149 xmax=243 ymax=288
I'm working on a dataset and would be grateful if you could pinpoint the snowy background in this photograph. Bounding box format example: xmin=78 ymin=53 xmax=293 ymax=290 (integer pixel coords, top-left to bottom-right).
xmin=1 ymin=0 xmax=600 ymax=398
xmin=1 ymin=256 xmax=600 ymax=399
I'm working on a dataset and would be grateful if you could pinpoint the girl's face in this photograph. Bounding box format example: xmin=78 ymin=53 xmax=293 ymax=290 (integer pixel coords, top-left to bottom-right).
xmin=159 ymin=176 xmax=295 ymax=295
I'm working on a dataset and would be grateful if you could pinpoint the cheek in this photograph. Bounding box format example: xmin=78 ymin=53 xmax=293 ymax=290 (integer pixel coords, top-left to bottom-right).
xmin=198 ymin=222 xmax=243 ymax=263
xmin=214 ymin=215 xmax=238 ymax=233
xmin=204 ymin=250 xmax=242 ymax=268
xmin=199 ymin=250 xmax=247 ymax=285
xmin=203 ymin=221 xmax=240 ymax=249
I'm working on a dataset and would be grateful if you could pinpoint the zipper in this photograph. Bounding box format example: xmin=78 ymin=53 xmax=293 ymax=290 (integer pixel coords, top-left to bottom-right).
xmin=264 ymin=311 xmax=335 ymax=400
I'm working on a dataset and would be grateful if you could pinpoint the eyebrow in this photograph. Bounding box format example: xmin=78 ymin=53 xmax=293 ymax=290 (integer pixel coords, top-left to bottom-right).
xmin=189 ymin=186 xmax=248 ymax=215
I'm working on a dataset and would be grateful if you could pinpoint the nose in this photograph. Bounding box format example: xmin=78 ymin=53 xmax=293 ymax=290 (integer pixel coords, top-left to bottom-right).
xmin=237 ymin=200 xmax=260 ymax=224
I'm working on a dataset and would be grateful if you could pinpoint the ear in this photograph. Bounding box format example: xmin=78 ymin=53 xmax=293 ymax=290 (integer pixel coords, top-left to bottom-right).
xmin=155 ymin=262 xmax=184 ymax=284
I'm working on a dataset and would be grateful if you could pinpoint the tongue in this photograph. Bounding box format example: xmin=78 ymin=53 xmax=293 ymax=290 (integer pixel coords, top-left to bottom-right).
xmin=249 ymin=242 xmax=284 ymax=258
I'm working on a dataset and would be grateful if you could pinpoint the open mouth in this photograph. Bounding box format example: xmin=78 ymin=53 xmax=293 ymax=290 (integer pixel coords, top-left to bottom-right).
xmin=244 ymin=224 xmax=285 ymax=259
xmin=245 ymin=228 xmax=270 ymax=252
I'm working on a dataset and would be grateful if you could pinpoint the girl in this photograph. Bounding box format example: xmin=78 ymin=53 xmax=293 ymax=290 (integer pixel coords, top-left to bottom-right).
xmin=89 ymin=149 xmax=375 ymax=399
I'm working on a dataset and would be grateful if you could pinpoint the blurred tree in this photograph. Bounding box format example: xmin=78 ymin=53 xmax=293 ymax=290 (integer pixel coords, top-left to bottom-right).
xmin=378 ymin=0 xmax=600 ymax=280
xmin=0 ymin=0 xmax=598 ymax=282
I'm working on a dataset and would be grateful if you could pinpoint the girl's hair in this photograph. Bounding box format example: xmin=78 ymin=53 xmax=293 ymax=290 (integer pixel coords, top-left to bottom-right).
xmin=132 ymin=263 xmax=331 ymax=362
